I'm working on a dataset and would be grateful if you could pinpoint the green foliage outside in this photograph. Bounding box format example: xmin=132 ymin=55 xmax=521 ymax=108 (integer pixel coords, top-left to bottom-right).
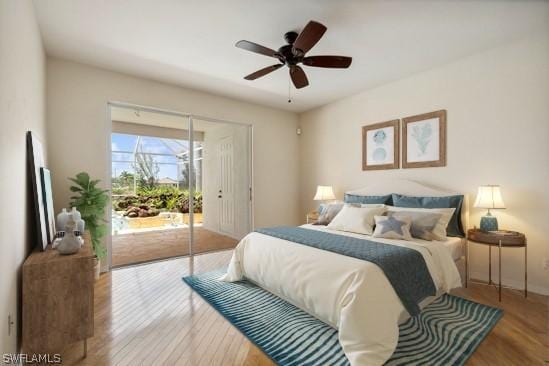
xmin=112 ymin=185 xmax=203 ymax=214
xmin=69 ymin=172 xmax=109 ymax=259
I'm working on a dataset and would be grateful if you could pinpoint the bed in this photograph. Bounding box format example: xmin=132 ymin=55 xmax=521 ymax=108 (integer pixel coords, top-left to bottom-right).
xmin=221 ymin=180 xmax=467 ymax=365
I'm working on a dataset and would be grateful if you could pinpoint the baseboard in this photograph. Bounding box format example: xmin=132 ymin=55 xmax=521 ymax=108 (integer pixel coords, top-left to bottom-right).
xmin=469 ymin=271 xmax=549 ymax=296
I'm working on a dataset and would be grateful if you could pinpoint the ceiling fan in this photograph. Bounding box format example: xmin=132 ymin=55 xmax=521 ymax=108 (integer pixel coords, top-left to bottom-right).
xmin=236 ymin=20 xmax=352 ymax=89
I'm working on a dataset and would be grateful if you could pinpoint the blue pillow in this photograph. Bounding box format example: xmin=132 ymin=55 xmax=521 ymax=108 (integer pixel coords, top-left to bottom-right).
xmin=344 ymin=193 xmax=393 ymax=205
xmin=391 ymin=194 xmax=465 ymax=237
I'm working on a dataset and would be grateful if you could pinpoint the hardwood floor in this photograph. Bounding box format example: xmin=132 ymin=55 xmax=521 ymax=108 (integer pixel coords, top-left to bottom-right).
xmin=62 ymin=251 xmax=548 ymax=366
xmin=111 ymin=226 xmax=239 ymax=267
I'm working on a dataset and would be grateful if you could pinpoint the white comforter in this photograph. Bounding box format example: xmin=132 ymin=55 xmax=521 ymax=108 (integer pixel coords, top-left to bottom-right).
xmin=221 ymin=225 xmax=462 ymax=366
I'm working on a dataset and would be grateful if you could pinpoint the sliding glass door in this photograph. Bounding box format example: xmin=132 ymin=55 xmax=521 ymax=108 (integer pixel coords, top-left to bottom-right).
xmin=109 ymin=104 xmax=251 ymax=268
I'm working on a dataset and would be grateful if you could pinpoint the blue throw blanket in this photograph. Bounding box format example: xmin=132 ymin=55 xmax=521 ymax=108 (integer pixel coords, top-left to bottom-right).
xmin=255 ymin=226 xmax=436 ymax=316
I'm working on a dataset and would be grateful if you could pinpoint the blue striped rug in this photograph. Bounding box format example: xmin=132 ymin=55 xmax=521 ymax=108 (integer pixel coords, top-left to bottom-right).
xmin=183 ymin=270 xmax=502 ymax=366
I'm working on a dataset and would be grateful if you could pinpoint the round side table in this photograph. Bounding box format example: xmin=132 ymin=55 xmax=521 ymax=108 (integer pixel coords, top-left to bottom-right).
xmin=465 ymin=228 xmax=527 ymax=301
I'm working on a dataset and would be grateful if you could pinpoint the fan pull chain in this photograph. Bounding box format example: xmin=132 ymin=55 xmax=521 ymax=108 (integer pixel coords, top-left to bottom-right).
xmin=288 ymin=77 xmax=292 ymax=103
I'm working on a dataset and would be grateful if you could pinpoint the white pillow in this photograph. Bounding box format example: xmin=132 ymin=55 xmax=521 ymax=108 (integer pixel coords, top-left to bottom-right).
xmin=327 ymin=204 xmax=387 ymax=235
xmin=372 ymin=215 xmax=413 ymax=241
xmin=386 ymin=206 xmax=455 ymax=240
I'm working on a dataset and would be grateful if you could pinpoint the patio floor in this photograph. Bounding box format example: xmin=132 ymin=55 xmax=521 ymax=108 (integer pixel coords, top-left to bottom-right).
xmin=111 ymin=226 xmax=239 ymax=267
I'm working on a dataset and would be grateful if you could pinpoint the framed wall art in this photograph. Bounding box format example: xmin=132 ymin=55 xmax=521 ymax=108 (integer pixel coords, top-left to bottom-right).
xmin=40 ymin=167 xmax=56 ymax=244
xmin=27 ymin=131 xmax=48 ymax=250
xmin=402 ymin=110 xmax=446 ymax=168
xmin=362 ymin=120 xmax=399 ymax=170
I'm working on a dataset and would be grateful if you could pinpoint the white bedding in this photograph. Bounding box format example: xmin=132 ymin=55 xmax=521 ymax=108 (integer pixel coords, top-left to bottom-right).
xmin=221 ymin=224 xmax=462 ymax=366
xmin=443 ymin=236 xmax=464 ymax=261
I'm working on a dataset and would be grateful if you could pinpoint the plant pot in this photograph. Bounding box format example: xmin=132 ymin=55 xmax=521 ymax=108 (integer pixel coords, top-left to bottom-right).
xmin=93 ymin=257 xmax=101 ymax=281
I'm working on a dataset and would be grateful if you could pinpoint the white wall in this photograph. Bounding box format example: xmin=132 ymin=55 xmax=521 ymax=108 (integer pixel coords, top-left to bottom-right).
xmin=202 ymin=123 xmax=251 ymax=239
xmin=298 ymin=34 xmax=549 ymax=295
xmin=46 ymin=58 xmax=300 ymax=268
xmin=0 ymin=0 xmax=46 ymax=356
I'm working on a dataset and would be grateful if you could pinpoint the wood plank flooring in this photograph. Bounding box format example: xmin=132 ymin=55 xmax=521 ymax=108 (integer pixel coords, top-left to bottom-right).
xmin=112 ymin=227 xmax=238 ymax=267
xmin=61 ymin=251 xmax=548 ymax=365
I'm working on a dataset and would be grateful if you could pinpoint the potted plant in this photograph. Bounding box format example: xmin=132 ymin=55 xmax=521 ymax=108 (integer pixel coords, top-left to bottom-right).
xmin=69 ymin=172 xmax=109 ymax=280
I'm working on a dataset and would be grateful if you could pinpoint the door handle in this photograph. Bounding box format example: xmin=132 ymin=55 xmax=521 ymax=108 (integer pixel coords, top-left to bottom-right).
xmin=218 ymin=194 xmax=222 ymax=198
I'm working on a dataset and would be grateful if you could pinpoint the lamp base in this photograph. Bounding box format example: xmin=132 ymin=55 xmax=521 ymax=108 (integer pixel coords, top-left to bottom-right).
xmin=480 ymin=215 xmax=498 ymax=232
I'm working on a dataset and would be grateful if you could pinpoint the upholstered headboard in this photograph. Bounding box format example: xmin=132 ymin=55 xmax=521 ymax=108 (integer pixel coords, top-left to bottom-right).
xmin=345 ymin=179 xmax=469 ymax=232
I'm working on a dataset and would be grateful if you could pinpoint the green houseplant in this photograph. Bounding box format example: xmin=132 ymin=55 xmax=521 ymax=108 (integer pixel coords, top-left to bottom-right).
xmin=69 ymin=172 xmax=109 ymax=277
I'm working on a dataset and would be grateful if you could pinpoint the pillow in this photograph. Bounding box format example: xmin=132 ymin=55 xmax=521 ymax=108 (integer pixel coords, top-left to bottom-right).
xmin=387 ymin=211 xmax=443 ymax=241
xmin=327 ymin=204 xmax=387 ymax=235
xmin=391 ymin=194 xmax=465 ymax=237
xmin=372 ymin=215 xmax=413 ymax=240
xmin=387 ymin=206 xmax=455 ymax=240
xmin=314 ymin=203 xmax=344 ymax=225
xmin=344 ymin=193 xmax=393 ymax=205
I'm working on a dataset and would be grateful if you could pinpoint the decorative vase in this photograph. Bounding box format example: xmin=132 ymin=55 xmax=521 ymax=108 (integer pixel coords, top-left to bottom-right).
xmin=70 ymin=207 xmax=82 ymax=222
xmin=57 ymin=218 xmax=80 ymax=255
xmin=76 ymin=219 xmax=85 ymax=235
xmin=56 ymin=208 xmax=69 ymax=231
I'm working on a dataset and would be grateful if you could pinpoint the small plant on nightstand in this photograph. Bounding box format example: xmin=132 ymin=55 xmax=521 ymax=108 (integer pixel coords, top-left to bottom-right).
xmin=69 ymin=172 xmax=109 ymax=278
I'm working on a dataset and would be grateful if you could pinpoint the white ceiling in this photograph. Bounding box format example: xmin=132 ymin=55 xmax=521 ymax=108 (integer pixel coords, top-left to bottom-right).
xmin=33 ymin=0 xmax=548 ymax=113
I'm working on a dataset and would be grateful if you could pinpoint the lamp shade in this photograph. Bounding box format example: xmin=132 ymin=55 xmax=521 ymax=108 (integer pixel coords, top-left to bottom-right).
xmin=474 ymin=185 xmax=506 ymax=209
xmin=313 ymin=185 xmax=336 ymax=201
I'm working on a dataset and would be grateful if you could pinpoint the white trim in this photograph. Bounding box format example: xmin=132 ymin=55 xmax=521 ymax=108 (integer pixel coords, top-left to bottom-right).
xmin=469 ymin=271 xmax=549 ymax=296
xmin=108 ymin=100 xmax=252 ymax=127
xmin=106 ymin=104 xmax=113 ymax=271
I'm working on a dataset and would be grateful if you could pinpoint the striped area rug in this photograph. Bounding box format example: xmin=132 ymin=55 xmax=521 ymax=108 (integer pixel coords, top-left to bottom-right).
xmin=183 ymin=270 xmax=502 ymax=366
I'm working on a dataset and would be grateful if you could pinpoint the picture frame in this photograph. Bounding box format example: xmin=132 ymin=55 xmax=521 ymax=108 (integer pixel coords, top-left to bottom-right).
xmin=402 ymin=110 xmax=447 ymax=168
xmin=362 ymin=120 xmax=400 ymax=170
xmin=27 ymin=131 xmax=48 ymax=250
xmin=40 ymin=167 xmax=56 ymax=244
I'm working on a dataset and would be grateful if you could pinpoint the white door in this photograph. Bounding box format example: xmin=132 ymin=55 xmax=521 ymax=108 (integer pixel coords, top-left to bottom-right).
xmin=219 ymin=135 xmax=234 ymax=235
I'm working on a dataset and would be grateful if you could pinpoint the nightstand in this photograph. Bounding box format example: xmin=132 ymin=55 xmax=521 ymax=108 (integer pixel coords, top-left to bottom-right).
xmin=306 ymin=211 xmax=319 ymax=224
xmin=466 ymin=228 xmax=527 ymax=301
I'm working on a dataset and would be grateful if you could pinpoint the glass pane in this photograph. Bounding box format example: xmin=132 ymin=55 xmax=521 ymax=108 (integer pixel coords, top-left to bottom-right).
xmin=110 ymin=109 xmax=190 ymax=267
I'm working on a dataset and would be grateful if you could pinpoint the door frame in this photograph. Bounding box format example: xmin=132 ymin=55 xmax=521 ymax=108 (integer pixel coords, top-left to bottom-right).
xmin=106 ymin=101 xmax=254 ymax=270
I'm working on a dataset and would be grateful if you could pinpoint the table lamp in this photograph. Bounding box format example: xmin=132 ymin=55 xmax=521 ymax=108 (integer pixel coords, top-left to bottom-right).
xmin=313 ymin=185 xmax=336 ymax=213
xmin=474 ymin=185 xmax=505 ymax=231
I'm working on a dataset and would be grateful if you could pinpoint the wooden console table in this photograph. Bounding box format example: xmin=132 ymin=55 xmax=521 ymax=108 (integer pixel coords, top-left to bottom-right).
xmin=22 ymin=232 xmax=95 ymax=357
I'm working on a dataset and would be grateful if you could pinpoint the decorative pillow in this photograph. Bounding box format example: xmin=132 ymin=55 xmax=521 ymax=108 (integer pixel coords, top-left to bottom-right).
xmin=314 ymin=203 xmax=344 ymax=225
xmin=387 ymin=206 xmax=455 ymax=240
xmin=344 ymin=193 xmax=393 ymax=205
xmin=387 ymin=211 xmax=443 ymax=241
xmin=327 ymin=204 xmax=387 ymax=235
xmin=391 ymin=194 xmax=465 ymax=237
xmin=372 ymin=215 xmax=413 ymax=240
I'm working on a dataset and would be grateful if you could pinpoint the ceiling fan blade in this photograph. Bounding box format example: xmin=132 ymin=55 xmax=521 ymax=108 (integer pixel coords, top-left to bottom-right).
xmin=235 ymin=40 xmax=278 ymax=58
xmin=290 ymin=66 xmax=309 ymax=89
xmin=293 ymin=20 xmax=327 ymax=55
xmin=303 ymin=55 xmax=352 ymax=68
xmin=244 ymin=64 xmax=283 ymax=80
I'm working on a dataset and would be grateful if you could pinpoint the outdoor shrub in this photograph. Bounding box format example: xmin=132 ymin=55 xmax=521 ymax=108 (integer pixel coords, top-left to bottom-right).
xmin=112 ymin=186 xmax=202 ymax=214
